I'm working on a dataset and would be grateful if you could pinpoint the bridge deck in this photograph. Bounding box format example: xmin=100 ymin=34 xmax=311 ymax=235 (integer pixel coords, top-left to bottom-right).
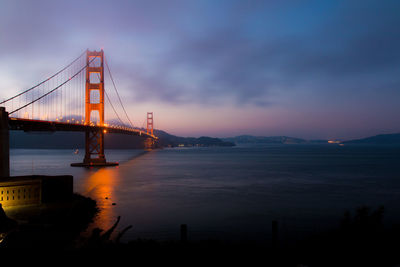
xmin=8 ymin=118 xmax=157 ymax=140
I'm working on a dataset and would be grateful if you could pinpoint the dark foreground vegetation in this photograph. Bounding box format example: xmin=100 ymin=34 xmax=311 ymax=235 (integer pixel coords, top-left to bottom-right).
xmin=1 ymin=199 xmax=400 ymax=266
xmin=0 ymin=194 xmax=98 ymax=249
xmin=79 ymin=206 xmax=400 ymax=266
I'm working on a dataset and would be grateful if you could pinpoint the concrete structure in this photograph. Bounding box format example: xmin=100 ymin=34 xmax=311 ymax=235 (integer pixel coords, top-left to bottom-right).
xmin=0 ymin=108 xmax=73 ymax=207
xmin=0 ymin=107 xmax=9 ymax=178
xmin=0 ymin=175 xmax=73 ymax=207
xmin=1 ymin=108 xmax=73 ymax=207
xmin=0 ymin=177 xmax=41 ymax=206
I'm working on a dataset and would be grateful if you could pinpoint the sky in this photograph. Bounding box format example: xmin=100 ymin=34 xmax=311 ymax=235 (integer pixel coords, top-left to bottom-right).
xmin=0 ymin=0 xmax=399 ymax=140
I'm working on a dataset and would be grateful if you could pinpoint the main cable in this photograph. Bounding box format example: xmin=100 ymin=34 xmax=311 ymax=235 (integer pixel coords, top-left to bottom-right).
xmin=95 ymin=71 xmax=126 ymax=127
xmin=10 ymin=56 xmax=96 ymax=115
xmin=105 ymin=88 xmax=125 ymax=126
xmin=104 ymin=56 xmax=135 ymax=128
xmin=0 ymin=50 xmax=86 ymax=105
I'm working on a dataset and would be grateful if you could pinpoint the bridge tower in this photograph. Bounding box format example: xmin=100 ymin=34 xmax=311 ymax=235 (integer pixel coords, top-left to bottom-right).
xmin=147 ymin=112 xmax=153 ymax=136
xmin=145 ymin=112 xmax=155 ymax=149
xmin=72 ymin=49 xmax=117 ymax=167
xmin=84 ymin=49 xmax=106 ymax=165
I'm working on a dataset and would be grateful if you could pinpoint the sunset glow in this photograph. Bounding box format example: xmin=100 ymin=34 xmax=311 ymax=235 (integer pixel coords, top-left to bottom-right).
xmin=0 ymin=0 xmax=399 ymax=140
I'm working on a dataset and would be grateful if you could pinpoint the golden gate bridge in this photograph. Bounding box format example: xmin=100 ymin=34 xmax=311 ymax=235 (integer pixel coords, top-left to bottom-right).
xmin=0 ymin=49 xmax=157 ymax=176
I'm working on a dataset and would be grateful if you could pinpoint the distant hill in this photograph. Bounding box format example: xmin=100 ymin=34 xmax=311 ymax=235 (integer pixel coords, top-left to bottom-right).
xmin=223 ymin=133 xmax=400 ymax=145
xmin=154 ymin=129 xmax=234 ymax=147
xmin=10 ymin=131 xmax=400 ymax=149
xmin=223 ymin=135 xmax=327 ymax=144
xmin=9 ymin=129 xmax=234 ymax=149
xmin=343 ymin=133 xmax=400 ymax=145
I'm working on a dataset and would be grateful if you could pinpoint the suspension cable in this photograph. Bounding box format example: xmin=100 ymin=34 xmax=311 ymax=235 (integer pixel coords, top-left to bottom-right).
xmin=0 ymin=51 xmax=86 ymax=105
xmin=104 ymin=56 xmax=135 ymax=128
xmin=105 ymin=88 xmax=125 ymax=126
xmin=94 ymin=71 xmax=126 ymax=127
xmin=9 ymin=56 xmax=96 ymax=115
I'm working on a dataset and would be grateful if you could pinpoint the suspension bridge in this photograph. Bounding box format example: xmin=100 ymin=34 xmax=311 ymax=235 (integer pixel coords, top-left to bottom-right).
xmin=0 ymin=49 xmax=158 ymax=177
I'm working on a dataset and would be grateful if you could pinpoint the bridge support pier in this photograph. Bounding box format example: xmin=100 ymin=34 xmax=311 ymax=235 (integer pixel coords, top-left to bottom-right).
xmin=144 ymin=137 xmax=156 ymax=150
xmin=71 ymin=129 xmax=118 ymax=167
xmin=0 ymin=107 xmax=9 ymax=178
xmin=83 ymin=128 xmax=106 ymax=164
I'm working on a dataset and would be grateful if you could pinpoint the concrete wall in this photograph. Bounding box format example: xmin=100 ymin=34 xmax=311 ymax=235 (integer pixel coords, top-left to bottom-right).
xmin=0 ymin=178 xmax=41 ymax=206
xmin=0 ymin=175 xmax=73 ymax=207
xmin=0 ymin=107 xmax=9 ymax=178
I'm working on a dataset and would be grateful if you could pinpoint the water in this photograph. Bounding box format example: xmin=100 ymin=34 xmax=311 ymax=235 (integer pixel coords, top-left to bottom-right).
xmin=9 ymin=144 xmax=400 ymax=243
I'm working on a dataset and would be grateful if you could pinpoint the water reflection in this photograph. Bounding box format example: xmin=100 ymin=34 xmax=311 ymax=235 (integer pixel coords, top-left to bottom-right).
xmin=81 ymin=166 xmax=120 ymax=232
xmin=10 ymin=146 xmax=400 ymax=242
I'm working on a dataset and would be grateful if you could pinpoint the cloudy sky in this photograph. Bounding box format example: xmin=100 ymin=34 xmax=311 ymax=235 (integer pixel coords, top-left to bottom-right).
xmin=1 ymin=0 xmax=399 ymax=139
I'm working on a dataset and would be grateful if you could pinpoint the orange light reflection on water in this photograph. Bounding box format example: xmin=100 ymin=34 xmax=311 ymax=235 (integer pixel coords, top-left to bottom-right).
xmin=82 ymin=167 xmax=120 ymax=232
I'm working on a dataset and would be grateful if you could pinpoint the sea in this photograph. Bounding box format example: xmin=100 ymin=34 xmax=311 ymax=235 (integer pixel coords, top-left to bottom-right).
xmin=9 ymin=144 xmax=400 ymax=243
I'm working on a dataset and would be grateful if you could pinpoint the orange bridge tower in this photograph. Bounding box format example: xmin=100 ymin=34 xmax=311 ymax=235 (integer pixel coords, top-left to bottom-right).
xmin=72 ymin=49 xmax=117 ymax=167
xmin=145 ymin=112 xmax=155 ymax=149
xmin=147 ymin=112 xmax=153 ymax=136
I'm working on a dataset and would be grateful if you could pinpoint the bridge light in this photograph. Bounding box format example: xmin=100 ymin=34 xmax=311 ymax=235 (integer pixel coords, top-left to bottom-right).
xmin=103 ymin=129 xmax=107 ymax=133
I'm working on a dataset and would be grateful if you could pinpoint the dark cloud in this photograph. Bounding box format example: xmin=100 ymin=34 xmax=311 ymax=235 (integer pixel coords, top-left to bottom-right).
xmin=1 ymin=0 xmax=399 ymax=109
xmin=102 ymin=0 xmax=400 ymax=107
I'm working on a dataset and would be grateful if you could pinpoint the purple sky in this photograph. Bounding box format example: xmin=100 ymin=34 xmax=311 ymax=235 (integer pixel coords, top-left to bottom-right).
xmin=1 ymin=0 xmax=399 ymax=139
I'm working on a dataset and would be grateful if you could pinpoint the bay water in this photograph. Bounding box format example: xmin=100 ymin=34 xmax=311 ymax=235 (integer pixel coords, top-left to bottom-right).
xmin=9 ymin=144 xmax=400 ymax=243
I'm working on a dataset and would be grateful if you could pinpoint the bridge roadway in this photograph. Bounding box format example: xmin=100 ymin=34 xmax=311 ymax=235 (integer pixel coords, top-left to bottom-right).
xmin=8 ymin=117 xmax=158 ymax=140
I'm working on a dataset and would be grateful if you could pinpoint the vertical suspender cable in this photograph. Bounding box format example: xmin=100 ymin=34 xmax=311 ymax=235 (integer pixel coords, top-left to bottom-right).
xmin=104 ymin=56 xmax=135 ymax=128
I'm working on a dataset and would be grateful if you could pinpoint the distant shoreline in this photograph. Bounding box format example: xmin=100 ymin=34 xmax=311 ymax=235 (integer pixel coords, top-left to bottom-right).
xmin=223 ymin=133 xmax=400 ymax=146
xmin=9 ymin=131 xmax=400 ymax=149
